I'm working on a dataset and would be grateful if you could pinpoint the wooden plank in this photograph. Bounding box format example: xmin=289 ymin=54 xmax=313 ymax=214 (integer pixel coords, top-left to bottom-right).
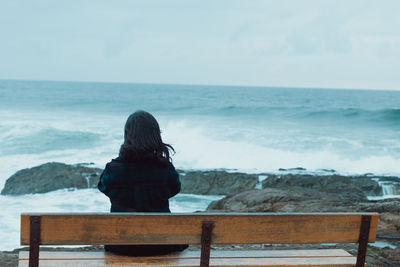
xmin=20 ymin=213 xmax=378 ymax=245
xmin=18 ymin=256 xmax=357 ymax=267
xmin=18 ymin=250 xmax=357 ymax=266
xmin=104 ymin=256 xmax=358 ymax=266
xmin=368 ymin=214 xmax=378 ymax=243
xmin=18 ymin=249 xmax=353 ymax=260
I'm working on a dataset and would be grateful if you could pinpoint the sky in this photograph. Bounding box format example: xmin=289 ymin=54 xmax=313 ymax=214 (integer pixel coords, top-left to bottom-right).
xmin=0 ymin=0 xmax=399 ymax=90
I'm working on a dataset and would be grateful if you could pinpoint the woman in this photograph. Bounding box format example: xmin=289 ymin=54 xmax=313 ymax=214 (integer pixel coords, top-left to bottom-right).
xmin=98 ymin=110 xmax=187 ymax=255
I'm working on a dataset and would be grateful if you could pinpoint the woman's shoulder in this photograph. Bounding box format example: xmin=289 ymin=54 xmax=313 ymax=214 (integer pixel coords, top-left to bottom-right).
xmin=105 ymin=157 xmax=176 ymax=171
xmin=107 ymin=157 xmax=124 ymax=166
xmin=103 ymin=157 xmax=125 ymax=172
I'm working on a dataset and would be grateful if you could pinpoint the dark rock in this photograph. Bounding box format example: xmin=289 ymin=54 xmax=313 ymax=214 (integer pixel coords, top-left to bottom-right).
xmin=207 ymin=187 xmax=400 ymax=237
xmin=1 ymin=164 xmax=258 ymax=196
xmin=360 ymin=199 xmax=400 ymax=213
xmin=1 ymin=161 xmax=396 ymax=199
xmin=378 ymin=176 xmax=400 ymax=183
xmin=207 ymin=186 xmax=367 ymax=212
xmin=1 ymin=162 xmax=102 ymax=195
xmin=278 ymin=167 xmax=306 ymax=171
xmin=319 ymin=169 xmax=337 ymax=173
xmin=179 ymin=171 xmax=258 ymax=195
xmin=262 ymin=174 xmax=381 ymax=197
xmin=358 ymin=199 xmax=400 ymax=237
xmin=352 ymin=176 xmax=383 ymax=196
xmin=288 ymin=167 xmax=307 ymax=171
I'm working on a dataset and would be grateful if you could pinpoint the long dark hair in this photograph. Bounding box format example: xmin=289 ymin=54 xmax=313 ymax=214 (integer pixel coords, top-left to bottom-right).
xmin=119 ymin=110 xmax=174 ymax=164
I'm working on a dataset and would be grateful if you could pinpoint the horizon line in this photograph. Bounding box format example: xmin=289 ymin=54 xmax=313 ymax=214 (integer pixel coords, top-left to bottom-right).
xmin=1 ymin=78 xmax=399 ymax=92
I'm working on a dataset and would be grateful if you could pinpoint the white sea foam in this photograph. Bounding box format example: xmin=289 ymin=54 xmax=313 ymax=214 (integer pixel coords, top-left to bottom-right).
xmin=371 ymin=242 xmax=398 ymax=249
xmin=161 ymin=119 xmax=400 ymax=176
xmin=2 ymin=115 xmax=400 ymax=190
xmin=0 ymin=189 xmax=223 ymax=251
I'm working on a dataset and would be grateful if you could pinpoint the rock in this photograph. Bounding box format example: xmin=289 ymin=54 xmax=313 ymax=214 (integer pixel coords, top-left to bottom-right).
xmin=179 ymin=170 xmax=258 ymax=195
xmin=207 ymin=187 xmax=400 ymax=237
xmin=278 ymin=167 xmax=306 ymax=171
xmin=319 ymin=169 xmax=337 ymax=173
xmin=373 ymin=246 xmax=400 ymax=266
xmin=262 ymin=174 xmax=380 ymax=198
xmin=1 ymin=162 xmax=102 ymax=195
xmin=378 ymin=176 xmax=400 ymax=183
xmin=1 ymin=162 xmax=395 ymax=198
xmin=358 ymin=199 xmax=400 ymax=236
xmin=1 ymin=163 xmax=258 ymax=196
xmin=353 ymin=176 xmax=383 ymax=196
xmin=359 ymin=199 xmax=400 ymax=213
xmin=207 ymin=186 xmax=366 ymax=212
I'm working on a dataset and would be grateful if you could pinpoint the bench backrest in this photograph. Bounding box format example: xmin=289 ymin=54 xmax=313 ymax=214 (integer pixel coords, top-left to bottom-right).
xmin=21 ymin=212 xmax=378 ymax=245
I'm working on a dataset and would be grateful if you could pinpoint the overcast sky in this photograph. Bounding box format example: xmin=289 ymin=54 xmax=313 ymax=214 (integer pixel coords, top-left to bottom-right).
xmin=1 ymin=0 xmax=399 ymax=90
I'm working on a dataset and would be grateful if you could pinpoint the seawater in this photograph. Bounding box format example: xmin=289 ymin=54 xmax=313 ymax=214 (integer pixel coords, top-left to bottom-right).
xmin=1 ymin=80 xmax=400 ymax=182
xmin=1 ymin=80 xmax=400 ymax=250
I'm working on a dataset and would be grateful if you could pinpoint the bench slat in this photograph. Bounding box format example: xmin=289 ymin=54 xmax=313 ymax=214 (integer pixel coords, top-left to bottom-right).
xmin=18 ymin=249 xmax=353 ymax=259
xmin=20 ymin=213 xmax=378 ymax=245
xmin=18 ymin=258 xmax=358 ymax=267
xmin=18 ymin=250 xmax=357 ymax=267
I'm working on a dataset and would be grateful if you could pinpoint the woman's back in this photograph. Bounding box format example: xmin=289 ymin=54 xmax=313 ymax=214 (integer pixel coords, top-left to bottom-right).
xmin=98 ymin=157 xmax=181 ymax=212
xmin=97 ymin=110 xmax=187 ymax=255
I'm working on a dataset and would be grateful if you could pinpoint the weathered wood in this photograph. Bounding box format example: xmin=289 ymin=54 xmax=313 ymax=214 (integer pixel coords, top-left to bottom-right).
xmin=28 ymin=216 xmax=40 ymax=267
xmin=18 ymin=249 xmax=354 ymax=259
xmin=356 ymin=215 xmax=371 ymax=267
xmin=19 ymin=213 xmax=376 ymax=266
xmin=200 ymin=221 xmax=214 ymax=267
xmin=20 ymin=213 xmax=378 ymax=245
xmin=18 ymin=250 xmax=357 ymax=267
xmin=18 ymin=258 xmax=358 ymax=267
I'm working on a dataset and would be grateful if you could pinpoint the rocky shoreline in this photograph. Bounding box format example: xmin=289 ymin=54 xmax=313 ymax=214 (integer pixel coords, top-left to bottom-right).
xmin=1 ymin=162 xmax=400 ymax=266
xmin=2 ymin=162 xmax=399 ymax=197
xmin=1 ymin=162 xmax=262 ymax=196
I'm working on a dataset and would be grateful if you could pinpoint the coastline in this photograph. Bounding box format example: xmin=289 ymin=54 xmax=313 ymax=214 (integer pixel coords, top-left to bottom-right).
xmin=1 ymin=163 xmax=400 ymax=266
xmin=2 ymin=162 xmax=400 ymax=197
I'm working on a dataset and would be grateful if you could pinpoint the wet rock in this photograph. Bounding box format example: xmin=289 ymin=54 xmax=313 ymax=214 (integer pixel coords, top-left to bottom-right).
xmin=1 ymin=162 xmax=102 ymax=195
xmin=278 ymin=167 xmax=306 ymax=171
xmin=179 ymin=170 xmax=258 ymax=195
xmin=262 ymin=174 xmax=381 ymax=197
xmin=207 ymin=187 xmax=400 ymax=237
xmin=1 ymin=162 xmax=396 ymax=198
xmin=1 ymin=164 xmax=258 ymax=196
xmin=352 ymin=176 xmax=383 ymax=196
xmin=207 ymin=186 xmax=366 ymax=212
xmin=359 ymin=199 xmax=400 ymax=236
xmin=378 ymin=176 xmax=400 ymax=183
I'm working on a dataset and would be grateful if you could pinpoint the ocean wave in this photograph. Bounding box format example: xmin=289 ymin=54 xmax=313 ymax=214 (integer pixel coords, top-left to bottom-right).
xmin=300 ymin=108 xmax=400 ymax=125
xmin=162 ymin=120 xmax=400 ymax=176
xmin=1 ymin=114 xmax=400 ymax=183
xmin=214 ymin=105 xmax=400 ymax=126
xmin=0 ymin=126 xmax=101 ymax=155
xmin=380 ymin=108 xmax=400 ymax=121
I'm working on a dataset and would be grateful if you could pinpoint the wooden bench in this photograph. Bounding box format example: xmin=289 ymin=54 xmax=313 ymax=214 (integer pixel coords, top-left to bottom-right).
xmin=20 ymin=212 xmax=378 ymax=267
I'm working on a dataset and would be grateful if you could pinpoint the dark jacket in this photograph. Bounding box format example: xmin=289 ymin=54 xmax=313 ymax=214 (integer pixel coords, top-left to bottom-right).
xmin=98 ymin=157 xmax=187 ymax=255
xmin=98 ymin=157 xmax=181 ymax=212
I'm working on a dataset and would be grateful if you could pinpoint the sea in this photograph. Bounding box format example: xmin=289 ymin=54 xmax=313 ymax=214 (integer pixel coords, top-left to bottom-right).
xmin=1 ymin=80 xmax=400 ymax=251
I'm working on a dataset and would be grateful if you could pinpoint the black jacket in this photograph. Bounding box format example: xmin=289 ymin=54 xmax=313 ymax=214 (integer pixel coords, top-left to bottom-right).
xmin=98 ymin=157 xmax=187 ymax=255
xmin=98 ymin=157 xmax=181 ymax=212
